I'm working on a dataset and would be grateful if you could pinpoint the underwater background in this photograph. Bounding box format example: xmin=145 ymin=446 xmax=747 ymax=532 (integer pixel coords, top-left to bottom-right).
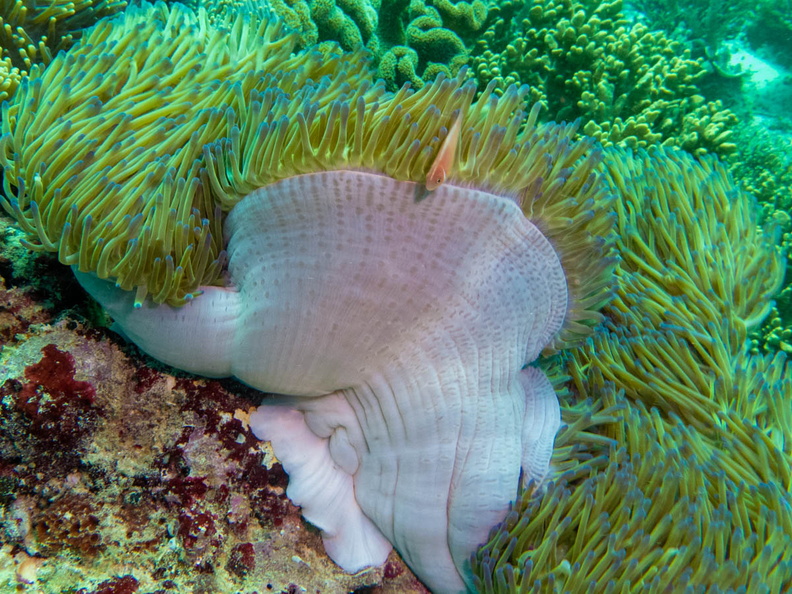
xmin=0 ymin=0 xmax=790 ymax=592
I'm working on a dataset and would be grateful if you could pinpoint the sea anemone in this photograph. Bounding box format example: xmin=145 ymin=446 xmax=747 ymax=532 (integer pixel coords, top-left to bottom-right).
xmin=0 ymin=2 xmax=618 ymax=591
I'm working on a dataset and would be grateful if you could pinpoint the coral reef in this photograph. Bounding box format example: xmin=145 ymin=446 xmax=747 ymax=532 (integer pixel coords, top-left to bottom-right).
xmin=0 ymin=0 xmax=127 ymax=101
xmin=174 ymin=0 xmax=486 ymax=91
xmin=2 ymin=342 xmax=98 ymax=457
xmin=629 ymin=0 xmax=792 ymax=83
xmin=471 ymin=146 xmax=789 ymax=591
xmin=171 ymin=0 xmax=744 ymax=158
xmin=0 ymin=0 xmax=788 ymax=591
xmin=470 ymin=0 xmax=738 ymax=156
xmin=746 ymin=0 xmax=792 ymax=71
xmin=248 ymin=0 xmax=743 ymax=155
xmin=375 ymin=0 xmax=473 ymax=89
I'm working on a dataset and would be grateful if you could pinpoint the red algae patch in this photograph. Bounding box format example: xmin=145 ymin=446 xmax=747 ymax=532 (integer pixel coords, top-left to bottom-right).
xmin=78 ymin=575 xmax=140 ymax=594
xmin=9 ymin=344 xmax=98 ymax=445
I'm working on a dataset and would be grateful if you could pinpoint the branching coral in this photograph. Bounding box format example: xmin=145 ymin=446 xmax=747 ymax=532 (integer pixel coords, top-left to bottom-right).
xmin=182 ymin=0 xmax=378 ymax=51
xmin=0 ymin=0 xmax=127 ymax=101
xmin=470 ymin=0 xmax=738 ymax=156
xmin=472 ymin=146 xmax=789 ymax=591
xmin=177 ymin=0 xmax=745 ymax=158
xmin=382 ymin=0 xmax=469 ymax=88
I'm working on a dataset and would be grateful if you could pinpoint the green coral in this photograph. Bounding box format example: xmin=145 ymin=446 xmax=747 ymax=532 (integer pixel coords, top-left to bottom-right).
xmin=433 ymin=0 xmax=487 ymax=32
xmin=255 ymin=0 xmax=492 ymax=90
xmin=473 ymin=146 xmax=789 ymax=591
xmin=377 ymin=44 xmax=425 ymax=88
xmin=259 ymin=0 xmax=319 ymax=46
xmin=470 ymin=0 xmax=739 ymax=156
xmin=310 ymin=0 xmax=378 ymax=50
xmin=189 ymin=0 xmax=743 ymax=156
xmin=376 ymin=0 xmax=469 ymax=88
